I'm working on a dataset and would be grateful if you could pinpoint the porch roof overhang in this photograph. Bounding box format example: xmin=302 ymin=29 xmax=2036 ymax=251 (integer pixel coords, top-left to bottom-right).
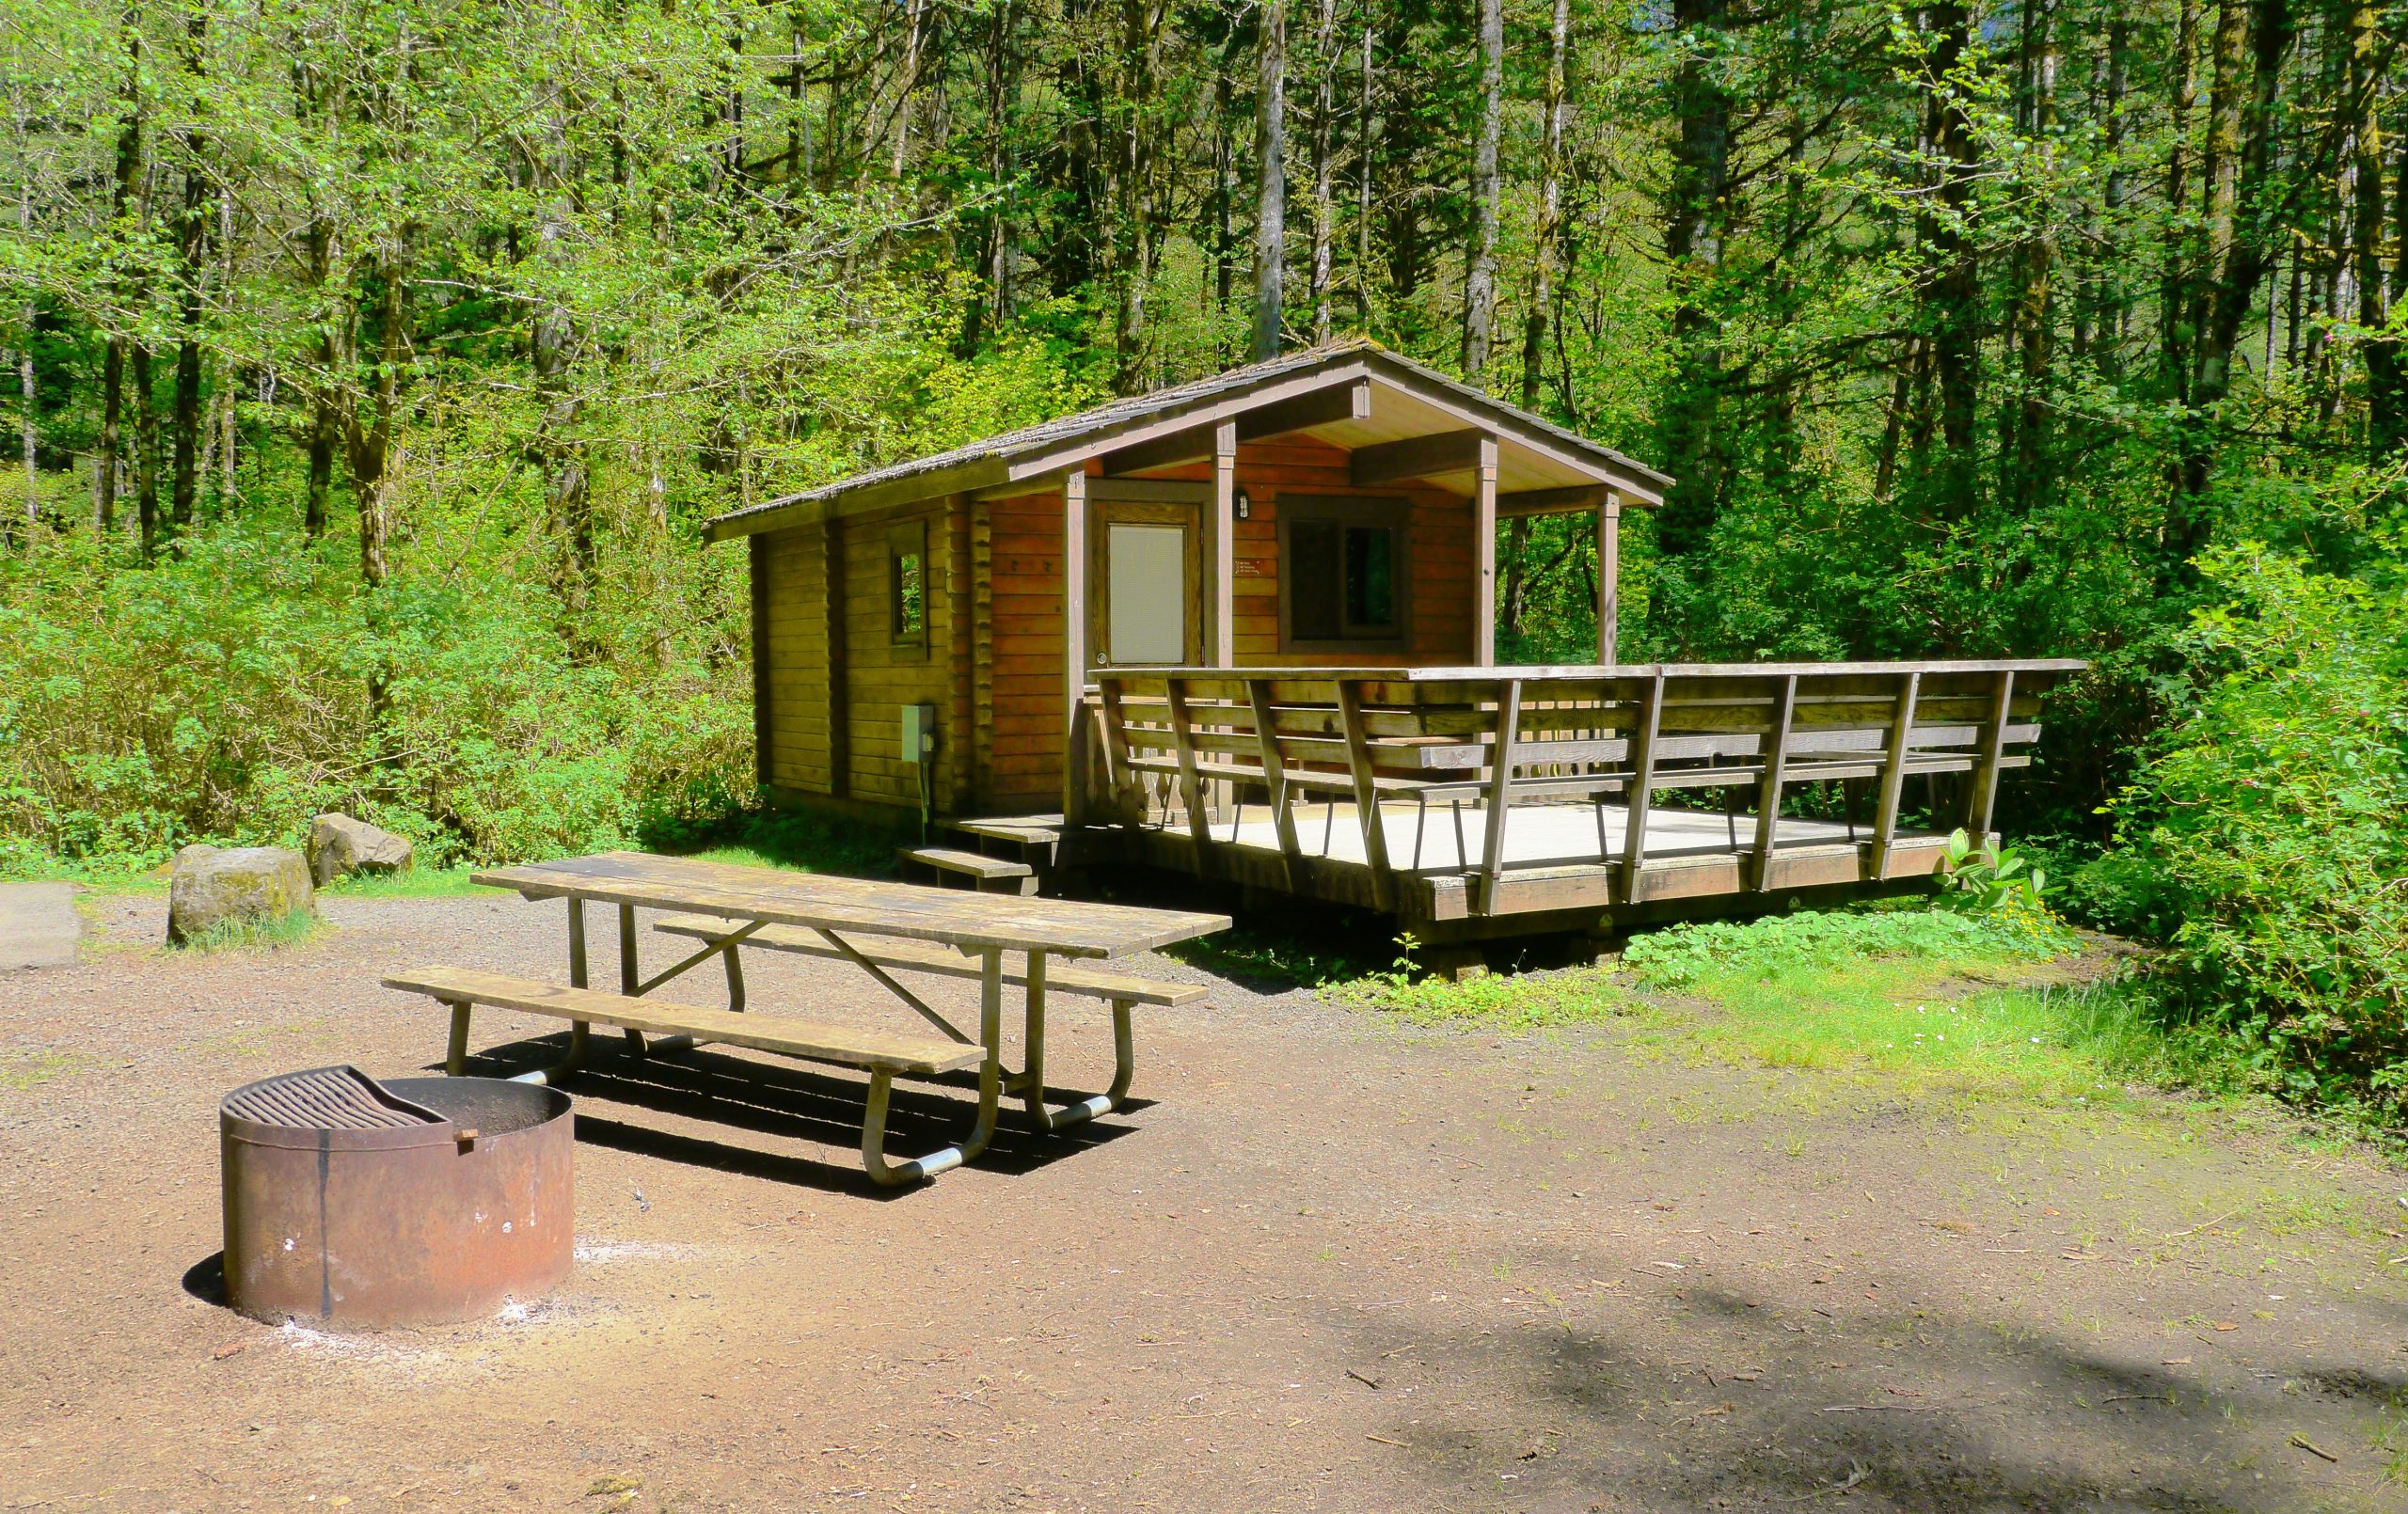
xmin=701 ymin=339 xmax=1675 ymax=544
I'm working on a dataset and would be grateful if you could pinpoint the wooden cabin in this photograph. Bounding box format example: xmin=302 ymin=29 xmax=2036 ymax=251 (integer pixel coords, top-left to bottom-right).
xmin=707 ymin=340 xmax=2079 ymax=953
xmin=705 ymin=339 xmax=1671 ymax=820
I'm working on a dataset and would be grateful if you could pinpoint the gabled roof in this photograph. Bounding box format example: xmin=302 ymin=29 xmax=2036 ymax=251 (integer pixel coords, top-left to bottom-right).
xmin=703 ymin=338 xmax=1675 ymax=543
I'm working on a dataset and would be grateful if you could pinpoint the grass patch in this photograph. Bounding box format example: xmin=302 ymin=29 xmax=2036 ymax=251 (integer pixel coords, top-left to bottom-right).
xmin=1319 ymin=902 xmax=2268 ymax=1109
xmin=1327 ymin=959 xmax=1635 ymax=1030
xmin=168 ymin=907 xmax=328 ymax=954
xmin=0 ymin=1048 xmax=87 ymax=1093
xmin=644 ymin=805 xmax=904 ymax=877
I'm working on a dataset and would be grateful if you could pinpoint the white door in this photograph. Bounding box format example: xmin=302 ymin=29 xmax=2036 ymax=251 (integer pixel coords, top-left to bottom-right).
xmin=1105 ymin=521 xmax=1189 ymax=666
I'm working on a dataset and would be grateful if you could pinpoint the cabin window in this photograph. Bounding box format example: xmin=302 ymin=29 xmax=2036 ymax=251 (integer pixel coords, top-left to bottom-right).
xmin=1278 ymin=497 xmax=1409 ymax=651
xmin=888 ymin=521 xmax=927 ymax=653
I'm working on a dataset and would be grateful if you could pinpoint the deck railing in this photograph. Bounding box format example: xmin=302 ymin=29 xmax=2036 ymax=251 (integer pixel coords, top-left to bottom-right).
xmin=1082 ymin=660 xmax=2084 ymax=917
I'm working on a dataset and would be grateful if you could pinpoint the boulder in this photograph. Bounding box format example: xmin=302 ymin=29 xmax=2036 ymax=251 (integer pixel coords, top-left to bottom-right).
xmin=306 ymin=813 xmax=415 ymax=886
xmin=167 ymin=846 xmax=316 ymax=945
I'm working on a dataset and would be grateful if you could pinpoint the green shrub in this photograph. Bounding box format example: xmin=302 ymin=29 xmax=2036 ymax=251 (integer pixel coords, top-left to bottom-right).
xmin=0 ymin=518 xmax=753 ymax=875
xmin=2105 ymin=543 xmax=2408 ymax=1117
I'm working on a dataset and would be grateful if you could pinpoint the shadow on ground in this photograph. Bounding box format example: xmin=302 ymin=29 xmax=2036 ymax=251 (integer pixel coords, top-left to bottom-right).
xmin=1343 ymin=1268 xmax=2408 ymax=1512
xmin=450 ymin=1031 xmax=1141 ymax=1197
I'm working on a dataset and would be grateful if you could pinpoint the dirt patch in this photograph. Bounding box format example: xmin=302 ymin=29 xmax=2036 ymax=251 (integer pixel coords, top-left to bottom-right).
xmin=2 ymin=893 xmax=2405 ymax=1511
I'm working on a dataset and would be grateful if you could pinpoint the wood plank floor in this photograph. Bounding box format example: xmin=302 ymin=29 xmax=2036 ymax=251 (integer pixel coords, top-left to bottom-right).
xmin=1191 ymin=797 xmax=1903 ymax=874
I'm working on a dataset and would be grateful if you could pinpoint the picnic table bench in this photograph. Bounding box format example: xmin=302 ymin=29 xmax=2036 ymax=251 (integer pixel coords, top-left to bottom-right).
xmin=382 ymin=851 xmax=1228 ymax=1185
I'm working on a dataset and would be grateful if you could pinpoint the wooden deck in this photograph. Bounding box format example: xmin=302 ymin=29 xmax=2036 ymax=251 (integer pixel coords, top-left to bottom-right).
xmin=1067 ymin=659 xmax=2083 ymax=940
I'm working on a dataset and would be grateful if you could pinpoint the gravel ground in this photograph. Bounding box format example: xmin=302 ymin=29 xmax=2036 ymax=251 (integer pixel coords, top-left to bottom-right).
xmin=3 ymin=891 xmax=2406 ymax=1512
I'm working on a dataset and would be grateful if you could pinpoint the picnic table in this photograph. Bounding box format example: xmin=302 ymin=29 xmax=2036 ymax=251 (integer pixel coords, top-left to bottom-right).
xmin=383 ymin=851 xmax=1230 ymax=1185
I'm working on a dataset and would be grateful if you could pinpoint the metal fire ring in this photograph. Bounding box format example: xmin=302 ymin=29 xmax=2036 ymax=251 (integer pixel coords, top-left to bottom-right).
xmin=220 ymin=1066 xmax=574 ymax=1329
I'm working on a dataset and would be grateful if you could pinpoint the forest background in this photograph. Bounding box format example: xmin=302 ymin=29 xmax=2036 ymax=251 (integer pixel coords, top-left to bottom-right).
xmin=4 ymin=0 xmax=2405 ymax=1117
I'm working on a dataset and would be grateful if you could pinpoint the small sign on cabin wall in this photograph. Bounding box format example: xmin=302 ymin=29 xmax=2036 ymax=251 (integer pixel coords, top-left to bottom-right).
xmin=1234 ymin=558 xmax=1276 ymax=578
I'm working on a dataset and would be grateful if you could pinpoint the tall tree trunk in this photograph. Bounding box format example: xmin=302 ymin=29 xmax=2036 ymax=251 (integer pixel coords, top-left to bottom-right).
xmin=94 ymin=336 xmax=122 ymax=531
xmin=968 ymin=0 xmax=1018 ymax=350
xmin=168 ymin=8 xmax=207 ymax=540
xmin=2173 ymin=0 xmax=2293 ymax=555
xmin=1656 ymin=0 xmax=1732 ymax=558
xmin=1114 ymin=0 xmax=1163 ymax=392
xmin=132 ymin=341 xmax=158 ymax=560
xmin=18 ymin=183 xmax=36 ymax=529
xmin=93 ymin=8 xmax=146 ymax=534
xmin=1462 ymin=0 xmax=1503 ymax=382
xmin=1520 ymin=0 xmax=1570 ymax=413
xmin=2161 ymin=0 xmax=2200 ymax=402
xmin=2094 ymin=16 xmax=2132 ymax=376
xmin=346 ymin=239 xmax=410 ymax=726
xmin=1307 ymin=0 xmax=1336 ymax=344
xmin=888 ymin=0 xmax=925 ymax=179
xmin=1503 ymin=0 xmax=1571 ymax=640
xmin=1923 ymin=0 xmax=1981 ymax=489
xmin=2353 ymin=0 xmax=2403 ymax=456
xmin=533 ymin=52 xmax=594 ymax=656
xmin=2004 ymin=0 xmax=2059 ymax=513
xmin=1253 ymin=0 xmax=1288 ymax=361
xmin=1354 ymin=23 xmax=1376 ymax=328
xmin=1214 ymin=57 xmax=1236 ymax=357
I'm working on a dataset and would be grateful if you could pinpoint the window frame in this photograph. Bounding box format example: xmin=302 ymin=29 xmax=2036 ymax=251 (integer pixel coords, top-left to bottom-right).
xmin=886 ymin=519 xmax=929 ymax=656
xmin=1275 ymin=495 xmax=1413 ymax=654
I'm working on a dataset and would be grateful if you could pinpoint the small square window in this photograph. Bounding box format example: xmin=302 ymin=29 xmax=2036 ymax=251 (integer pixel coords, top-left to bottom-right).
xmin=888 ymin=521 xmax=927 ymax=651
xmin=1280 ymin=497 xmax=1409 ymax=651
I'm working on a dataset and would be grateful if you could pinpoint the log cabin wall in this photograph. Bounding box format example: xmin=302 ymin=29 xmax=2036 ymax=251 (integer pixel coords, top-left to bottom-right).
xmin=753 ymin=497 xmax=972 ymax=812
xmin=754 ymin=523 xmax=834 ymax=796
xmin=979 ymin=487 xmax=1070 ymax=813
xmin=839 ymin=497 xmax=968 ymax=810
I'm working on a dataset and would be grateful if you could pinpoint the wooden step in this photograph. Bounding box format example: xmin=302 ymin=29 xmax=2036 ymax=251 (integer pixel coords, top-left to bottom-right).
xmin=946 ymin=815 xmax=1065 ymax=849
xmin=900 ymin=845 xmax=1036 ymax=892
xmin=383 ymin=967 xmax=980 ymax=1075
xmin=653 ymin=915 xmax=1208 ymax=1006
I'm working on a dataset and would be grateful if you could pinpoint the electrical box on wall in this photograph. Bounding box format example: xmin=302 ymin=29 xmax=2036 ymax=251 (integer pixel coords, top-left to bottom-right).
xmin=900 ymin=703 xmax=938 ymax=764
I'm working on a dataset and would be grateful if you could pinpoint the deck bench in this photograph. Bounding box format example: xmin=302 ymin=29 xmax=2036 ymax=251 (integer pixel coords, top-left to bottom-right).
xmin=382 ymin=965 xmax=990 ymax=1185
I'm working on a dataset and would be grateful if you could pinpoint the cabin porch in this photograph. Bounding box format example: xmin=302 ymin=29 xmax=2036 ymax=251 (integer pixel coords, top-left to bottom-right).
xmin=1049 ymin=658 xmax=2083 ymax=945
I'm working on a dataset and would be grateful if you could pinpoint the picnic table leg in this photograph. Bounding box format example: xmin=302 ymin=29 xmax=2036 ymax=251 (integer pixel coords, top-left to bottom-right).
xmin=617 ymin=902 xmax=649 ymax=1056
xmin=1021 ymin=953 xmax=1136 ymax=1132
xmin=444 ymin=1000 xmax=471 ymax=1076
xmin=860 ymin=946 xmax=1004 ymax=1185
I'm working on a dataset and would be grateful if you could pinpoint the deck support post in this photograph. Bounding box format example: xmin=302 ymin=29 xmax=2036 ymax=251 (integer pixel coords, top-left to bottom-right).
xmin=1209 ymin=421 xmax=1236 ymax=667
xmin=1164 ymin=676 xmax=1215 ymax=867
xmin=1868 ymin=670 xmax=1923 ymax=879
xmin=1062 ymin=468 xmax=1089 ymax=823
xmin=1596 ymin=494 xmax=1620 ymax=665
xmin=1474 ymin=435 xmax=1499 ymax=666
xmin=1618 ymin=671 xmax=1666 ymax=904
xmin=1478 ymin=680 xmax=1523 ymax=912
xmin=1095 ymin=678 xmax=1135 ymax=824
xmin=1334 ymin=680 xmax=1395 ymax=910
xmin=1963 ymin=670 xmax=2016 ymax=841
xmin=1750 ymin=673 xmax=1798 ymax=891
xmin=1244 ymin=677 xmax=1305 ymax=891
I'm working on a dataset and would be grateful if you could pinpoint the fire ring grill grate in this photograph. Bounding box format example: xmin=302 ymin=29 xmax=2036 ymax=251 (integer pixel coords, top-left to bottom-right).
xmin=221 ymin=1065 xmax=445 ymax=1131
xmin=220 ymin=1065 xmax=574 ymax=1329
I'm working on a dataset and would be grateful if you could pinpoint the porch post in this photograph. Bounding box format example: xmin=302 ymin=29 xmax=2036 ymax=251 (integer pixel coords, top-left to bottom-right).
xmin=1209 ymin=419 xmax=1236 ymax=665
xmin=1596 ymin=491 xmax=1621 ymax=665
xmin=1474 ymin=434 xmax=1499 ymax=666
xmin=1063 ymin=468 xmax=1089 ymax=821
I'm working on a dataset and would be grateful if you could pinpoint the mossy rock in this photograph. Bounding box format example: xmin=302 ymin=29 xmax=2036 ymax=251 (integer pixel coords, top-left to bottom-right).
xmin=167 ymin=846 xmax=316 ymax=945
